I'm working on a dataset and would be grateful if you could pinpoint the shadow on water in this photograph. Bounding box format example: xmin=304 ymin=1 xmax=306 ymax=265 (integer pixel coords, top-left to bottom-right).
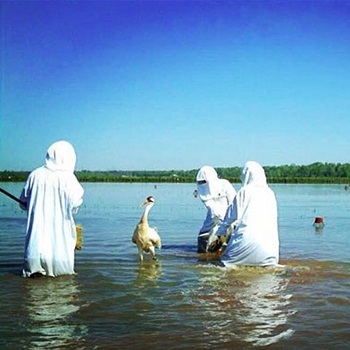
xmin=280 ymin=259 xmax=350 ymax=285
xmin=160 ymin=244 xmax=200 ymax=263
xmin=0 ymin=262 xmax=23 ymax=276
xmin=162 ymin=244 xmax=197 ymax=253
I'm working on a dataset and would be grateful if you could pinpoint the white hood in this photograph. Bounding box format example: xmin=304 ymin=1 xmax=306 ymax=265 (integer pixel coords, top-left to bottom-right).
xmin=45 ymin=141 xmax=77 ymax=173
xmin=240 ymin=161 xmax=267 ymax=187
xmin=196 ymin=166 xmax=221 ymax=201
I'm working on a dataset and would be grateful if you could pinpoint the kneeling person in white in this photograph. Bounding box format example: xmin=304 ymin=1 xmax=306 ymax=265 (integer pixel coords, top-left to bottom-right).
xmin=196 ymin=166 xmax=236 ymax=253
xmin=217 ymin=161 xmax=279 ymax=267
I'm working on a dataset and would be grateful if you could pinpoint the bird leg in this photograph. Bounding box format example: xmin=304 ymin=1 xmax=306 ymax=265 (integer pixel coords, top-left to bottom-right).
xmin=138 ymin=247 xmax=144 ymax=261
xmin=149 ymin=246 xmax=157 ymax=260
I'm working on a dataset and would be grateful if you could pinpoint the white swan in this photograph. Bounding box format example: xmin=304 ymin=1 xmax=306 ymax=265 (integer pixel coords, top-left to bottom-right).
xmin=132 ymin=196 xmax=161 ymax=261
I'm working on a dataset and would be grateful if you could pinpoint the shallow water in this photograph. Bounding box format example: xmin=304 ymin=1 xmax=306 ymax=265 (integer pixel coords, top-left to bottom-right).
xmin=0 ymin=182 xmax=349 ymax=349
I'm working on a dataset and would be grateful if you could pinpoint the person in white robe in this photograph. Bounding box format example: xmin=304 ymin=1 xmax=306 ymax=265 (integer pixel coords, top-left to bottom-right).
xmin=20 ymin=141 xmax=84 ymax=277
xmin=196 ymin=166 xmax=236 ymax=253
xmin=216 ymin=161 xmax=279 ymax=266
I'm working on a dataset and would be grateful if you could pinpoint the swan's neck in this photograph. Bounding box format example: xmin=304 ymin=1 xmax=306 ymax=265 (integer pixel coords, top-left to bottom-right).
xmin=140 ymin=204 xmax=153 ymax=224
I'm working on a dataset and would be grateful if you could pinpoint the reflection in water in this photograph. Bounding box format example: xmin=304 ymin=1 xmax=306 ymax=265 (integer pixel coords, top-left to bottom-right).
xmin=314 ymin=226 xmax=324 ymax=234
xmin=134 ymin=260 xmax=162 ymax=287
xmin=233 ymin=272 xmax=295 ymax=346
xmin=24 ymin=276 xmax=87 ymax=349
xmin=195 ymin=266 xmax=295 ymax=347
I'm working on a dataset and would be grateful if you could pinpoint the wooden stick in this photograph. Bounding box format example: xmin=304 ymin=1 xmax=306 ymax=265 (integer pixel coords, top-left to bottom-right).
xmin=0 ymin=187 xmax=27 ymax=207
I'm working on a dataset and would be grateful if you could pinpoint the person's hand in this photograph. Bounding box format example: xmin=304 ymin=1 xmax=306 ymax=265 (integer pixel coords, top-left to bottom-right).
xmin=207 ymin=236 xmax=223 ymax=253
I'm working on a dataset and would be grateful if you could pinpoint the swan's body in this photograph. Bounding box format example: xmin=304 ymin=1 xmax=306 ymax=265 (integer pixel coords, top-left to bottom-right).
xmin=132 ymin=196 xmax=161 ymax=261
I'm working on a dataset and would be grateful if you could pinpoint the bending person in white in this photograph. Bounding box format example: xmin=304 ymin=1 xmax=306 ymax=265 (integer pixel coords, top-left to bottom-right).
xmin=20 ymin=141 xmax=84 ymax=277
xmin=217 ymin=161 xmax=279 ymax=266
xmin=196 ymin=166 xmax=236 ymax=253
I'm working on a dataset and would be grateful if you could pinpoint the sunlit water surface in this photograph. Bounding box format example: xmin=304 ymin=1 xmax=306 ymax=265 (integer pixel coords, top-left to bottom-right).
xmin=1 ymin=182 xmax=350 ymax=349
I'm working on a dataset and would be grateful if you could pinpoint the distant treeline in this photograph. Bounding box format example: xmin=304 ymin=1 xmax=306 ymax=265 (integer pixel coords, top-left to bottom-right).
xmin=1 ymin=162 xmax=350 ymax=184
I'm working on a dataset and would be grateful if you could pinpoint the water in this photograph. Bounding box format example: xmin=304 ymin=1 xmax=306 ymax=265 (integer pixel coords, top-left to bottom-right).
xmin=1 ymin=182 xmax=350 ymax=349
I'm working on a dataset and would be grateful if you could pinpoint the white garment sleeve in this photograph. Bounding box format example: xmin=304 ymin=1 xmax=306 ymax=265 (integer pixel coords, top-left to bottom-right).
xmin=199 ymin=199 xmax=218 ymax=233
xmin=217 ymin=197 xmax=238 ymax=235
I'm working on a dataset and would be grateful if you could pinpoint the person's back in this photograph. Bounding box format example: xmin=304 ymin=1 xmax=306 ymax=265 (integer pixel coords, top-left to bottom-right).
xmin=21 ymin=141 xmax=84 ymax=277
xmin=218 ymin=161 xmax=279 ymax=266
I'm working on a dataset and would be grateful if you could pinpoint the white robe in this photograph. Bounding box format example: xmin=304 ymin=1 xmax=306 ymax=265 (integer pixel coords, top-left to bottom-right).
xmin=217 ymin=161 xmax=279 ymax=266
xmin=20 ymin=141 xmax=84 ymax=277
xmin=196 ymin=166 xmax=236 ymax=234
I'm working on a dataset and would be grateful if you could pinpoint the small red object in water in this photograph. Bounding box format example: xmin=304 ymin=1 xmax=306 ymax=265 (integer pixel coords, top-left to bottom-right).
xmin=313 ymin=217 xmax=325 ymax=229
xmin=314 ymin=217 xmax=324 ymax=224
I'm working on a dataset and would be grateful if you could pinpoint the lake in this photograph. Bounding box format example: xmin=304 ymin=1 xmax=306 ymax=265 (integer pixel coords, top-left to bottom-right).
xmin=0 ymin=182 xmax=350 ymax=349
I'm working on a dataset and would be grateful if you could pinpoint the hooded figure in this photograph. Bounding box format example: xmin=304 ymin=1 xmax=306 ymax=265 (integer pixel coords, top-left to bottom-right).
xmin=196 ymin=166 xmax=236 ymax=253
xmin=20 ymin=141 xmax=84 ymax=277
xmin=217 ymin=161 xmax=279 ymax=266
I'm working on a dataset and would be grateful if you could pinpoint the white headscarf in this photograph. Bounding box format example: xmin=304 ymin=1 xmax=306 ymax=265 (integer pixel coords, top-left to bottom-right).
xmin=196 ymin=166 xmax=222 ymax=201
xmin=45 ymin=141 xmax=77 ymax=173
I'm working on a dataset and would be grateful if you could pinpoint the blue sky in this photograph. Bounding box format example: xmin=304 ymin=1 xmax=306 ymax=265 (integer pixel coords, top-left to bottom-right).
xmin=1 ymin=0 xmax=350 ymax=171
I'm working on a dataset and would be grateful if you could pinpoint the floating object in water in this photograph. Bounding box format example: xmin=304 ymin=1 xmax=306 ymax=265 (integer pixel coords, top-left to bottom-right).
xmin=75 ymin=224 xmax=83 ymax=250
xmin=313 ymin=217 xmax=325 ymax=229
xmin=132 ymin=195 xmax=161 ymax=261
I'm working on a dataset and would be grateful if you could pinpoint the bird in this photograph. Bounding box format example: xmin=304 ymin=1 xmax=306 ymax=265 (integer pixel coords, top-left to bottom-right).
xmin=132 ymin=195 xmax=161 ymax=261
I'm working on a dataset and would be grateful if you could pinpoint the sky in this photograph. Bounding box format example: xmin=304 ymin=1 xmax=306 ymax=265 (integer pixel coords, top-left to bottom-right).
xmin=1 ymin=0 xmax=350 ymax=171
